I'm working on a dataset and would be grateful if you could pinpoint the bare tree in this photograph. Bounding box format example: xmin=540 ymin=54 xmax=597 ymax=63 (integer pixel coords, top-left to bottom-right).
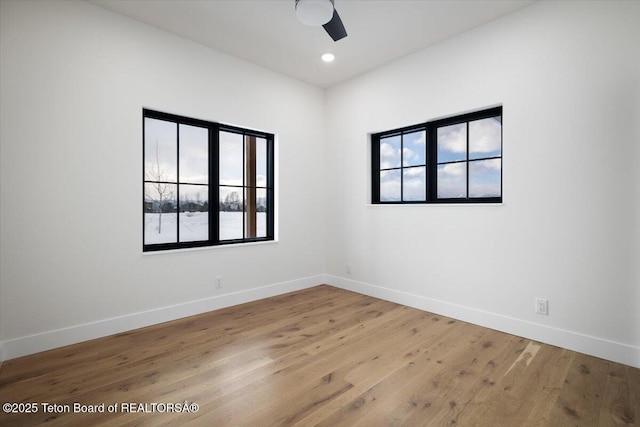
xmin=145 ymin=141 xmax=174 ymax=234
xmin=223 ymin=191 xmax=242 ymax=211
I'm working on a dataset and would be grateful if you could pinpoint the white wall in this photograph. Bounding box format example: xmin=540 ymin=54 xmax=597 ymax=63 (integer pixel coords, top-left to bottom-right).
xmin=0 ymin=0 xmax=326 ymax=358
xmin=324 ymin=1 xmax=640 ymax=367
xmin=1 ymin=0 xmax=639 ymax=368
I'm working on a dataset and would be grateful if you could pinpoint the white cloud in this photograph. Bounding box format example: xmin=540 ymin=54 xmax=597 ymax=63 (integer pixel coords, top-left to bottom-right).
xmin=219 ymin=132 xmax=244 ymax=185
xmin=469 ymin=117 xmax=501 ymax=154
xmin=380 ymin=141 xmax=401 ymax=169
xmin=145 ymin=118 xmax=178 ymax=182
xmin=469 ymin=182 xmax=500 ymax=198
xmin=468 ymin=159 xmax=501 ymax=197
xmin=403 ymin=166 xmax=425 ymax=177
xmin=437 ymin=163 xmax=466 ymax=198
xmin=403 ymin=170 xmax=425 ymax=201
xmin=438 ymin=163 xmax=465 ymax=177
xmin=470 ymin=158 xmax=501 ymax=173
xmin=380 ymin=170 xmax=401 ymax=201
xmin=407 ymin=130 xmax=426 ymax=146
xmin=438 ymin=123 xmax=466 ymax=154
xmin=402 ymin=147 xmax=416 ymax=166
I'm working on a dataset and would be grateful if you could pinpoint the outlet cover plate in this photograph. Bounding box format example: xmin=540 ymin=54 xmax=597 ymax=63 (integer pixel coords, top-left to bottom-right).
xmin=536 ymin=298 xmax=548 ymax=315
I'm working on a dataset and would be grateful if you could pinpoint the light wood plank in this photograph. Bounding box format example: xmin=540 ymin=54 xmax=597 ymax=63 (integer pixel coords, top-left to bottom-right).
xmin=1 ymin=285 xmax=638 ymax=427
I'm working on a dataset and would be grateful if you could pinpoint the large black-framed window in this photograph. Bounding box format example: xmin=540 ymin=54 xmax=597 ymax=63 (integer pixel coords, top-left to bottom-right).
xmin=372 ymin=106 xmax=502 ymax=204
xmin=143 ymin=109 xmax=275 ymax=251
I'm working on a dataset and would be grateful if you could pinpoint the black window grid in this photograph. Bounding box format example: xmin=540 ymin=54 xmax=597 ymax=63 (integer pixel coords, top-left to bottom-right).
xmin=143 ymin=109 xmax=275 ymax=251
xmin=372 ymin=106 xmax=502 ymax=204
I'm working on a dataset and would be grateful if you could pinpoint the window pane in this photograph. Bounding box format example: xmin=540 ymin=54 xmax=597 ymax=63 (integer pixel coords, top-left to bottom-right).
xmin=178 ymin=184 xmax=208 ymax=242
xmin=179 ymin=124 xmax=208 ymax=184
xmin=144 ymin=182 xmax=177 ymax=244
xmin=437 ymin=163 xmax=467 ymax=198
xmin=402 ymin=167 xmax=426 ymax=201
xmin=244 ymin=187 xmax=256 ymax=238
xmin=469 ymin=116 xmax=501 ymax=160
xmin=380 ymin=135 xmax=401 ymax=169
xmin=437 ymin=123 xmax=466 ymax=163
xmin=469 ymin=159 xmax=501 ymax=198
xmin=256 ymin=188 xmax=267 ymax=237
xmin=145 ymin=118 xmax=177 ymax=182
xmin=380 ymin=169 xmax=401 ymax=201
xmin=403 ymin=130 xmax=426 ymax=167
xmin=256 ymin=137 xmax=267 ymax=187
xmin=219 ymin=186 xmax=243 ymax=240
xmin=244 ymin=188 xmax=266 ymax=238
xmin=220 ymin=131 xmax=244 ymax=186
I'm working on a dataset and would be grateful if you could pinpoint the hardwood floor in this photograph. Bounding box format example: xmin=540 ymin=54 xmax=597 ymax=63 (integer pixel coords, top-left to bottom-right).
xmin=0 ymin=285 xmax=638 ymax=426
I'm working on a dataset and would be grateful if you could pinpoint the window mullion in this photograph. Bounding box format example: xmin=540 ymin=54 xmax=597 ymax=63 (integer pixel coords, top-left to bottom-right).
xmin=373 ymin=107 xmax=501 ymax=204
xmin=210 ymin=124 xmax=218 ymax=244
xmin=423 ymin=126 xmax=428 ymax=201
xmin=427 ymin=124 xmax=437 ymax=202
xmin=245 ymin=135 xmax=257 ymax=238
xmin=241 ymin=133 xmax=246 ymax=239
xmin=267 ymin=136 xmax=275 ymax=238
xmin=143 ymin=110 xmax=274 ymax=251
xmin=176 ymin=122 xmax=180 ymax=243
xmin=466 ymin=121 xmax=470 ymax=200
xmin=400 ymin=133 xmax=404 ymax=202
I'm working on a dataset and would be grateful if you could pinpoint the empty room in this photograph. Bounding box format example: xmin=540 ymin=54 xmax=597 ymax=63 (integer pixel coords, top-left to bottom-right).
xmin=0 ymin=0 xmax=638 ymax=425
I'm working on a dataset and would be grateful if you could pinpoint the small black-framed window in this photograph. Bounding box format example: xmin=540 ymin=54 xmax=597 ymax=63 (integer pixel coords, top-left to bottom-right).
xmin=372 ymin=106 xmax=502 ymax=204
xmin=143 ymin=109 xmax=275 ymax=251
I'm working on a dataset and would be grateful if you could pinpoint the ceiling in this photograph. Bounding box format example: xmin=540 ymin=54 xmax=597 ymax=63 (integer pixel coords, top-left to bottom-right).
xmin=89 ymin=0 xmax=536 ymax=88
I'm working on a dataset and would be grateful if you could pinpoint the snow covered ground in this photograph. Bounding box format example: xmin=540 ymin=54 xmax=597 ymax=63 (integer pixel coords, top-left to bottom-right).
xmin=144 ymin=212 xmax=266 ymax=244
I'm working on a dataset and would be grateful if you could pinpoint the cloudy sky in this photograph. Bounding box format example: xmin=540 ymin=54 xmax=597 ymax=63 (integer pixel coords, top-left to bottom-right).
xmin=144 ymin=118 xmax=209 ymax=205
xmin=144 ymin=119 xmax=268 ymax=206
xmin=144 ymin=118 xmax=271 ymax=244
xmin=379 ymin=115 xmax=501 ymax=201
xmin=379 ymin=130 xmax=426 ymax=201
xmin=437 ymin=116 xmax=501 ymax=198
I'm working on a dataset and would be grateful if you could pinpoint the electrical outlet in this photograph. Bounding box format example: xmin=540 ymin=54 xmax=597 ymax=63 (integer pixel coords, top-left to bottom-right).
xmin=216 ymin=275 xmax=223 ymax=289
xmin=346 ymin=263 xmax=352 ymax=274
xmin=535 ymin=298 xmax=548 ymax=315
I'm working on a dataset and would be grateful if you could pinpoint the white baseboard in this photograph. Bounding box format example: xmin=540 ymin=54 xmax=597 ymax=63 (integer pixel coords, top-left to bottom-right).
xmin=0 ymin=275 xmax=322 ymax=362
xmin=324 ymin=275 xmax=640 ymax=369
xmin=3 ymin=274 xmax=638 ymax=369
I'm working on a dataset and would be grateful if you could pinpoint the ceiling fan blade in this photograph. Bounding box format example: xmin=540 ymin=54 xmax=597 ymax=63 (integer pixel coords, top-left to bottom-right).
xmin=323 ymin=8 xmax=347 ymax=41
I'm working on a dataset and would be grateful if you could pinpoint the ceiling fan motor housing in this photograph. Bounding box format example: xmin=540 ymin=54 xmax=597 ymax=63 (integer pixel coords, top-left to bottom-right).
xmin=295 ymin=0 xmax=335 ymax=26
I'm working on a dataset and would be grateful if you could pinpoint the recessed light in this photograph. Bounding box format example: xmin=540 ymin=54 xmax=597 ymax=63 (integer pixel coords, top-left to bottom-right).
xmin=321 ymin=53 xmax=335 ymax=63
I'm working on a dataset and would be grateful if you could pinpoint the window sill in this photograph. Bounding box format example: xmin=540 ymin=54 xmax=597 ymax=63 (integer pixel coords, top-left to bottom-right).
xmin=142 ymin=239 xmax=279 ymax=256
xmin=366 ymin=203 xmax=504 ymax=207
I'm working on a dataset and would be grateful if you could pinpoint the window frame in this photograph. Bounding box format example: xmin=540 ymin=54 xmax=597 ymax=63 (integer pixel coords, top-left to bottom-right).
xmin=143 ymin=109 xmax=275 ymax=252
xmin=372 ymin=106 xmax=502 ymax=204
